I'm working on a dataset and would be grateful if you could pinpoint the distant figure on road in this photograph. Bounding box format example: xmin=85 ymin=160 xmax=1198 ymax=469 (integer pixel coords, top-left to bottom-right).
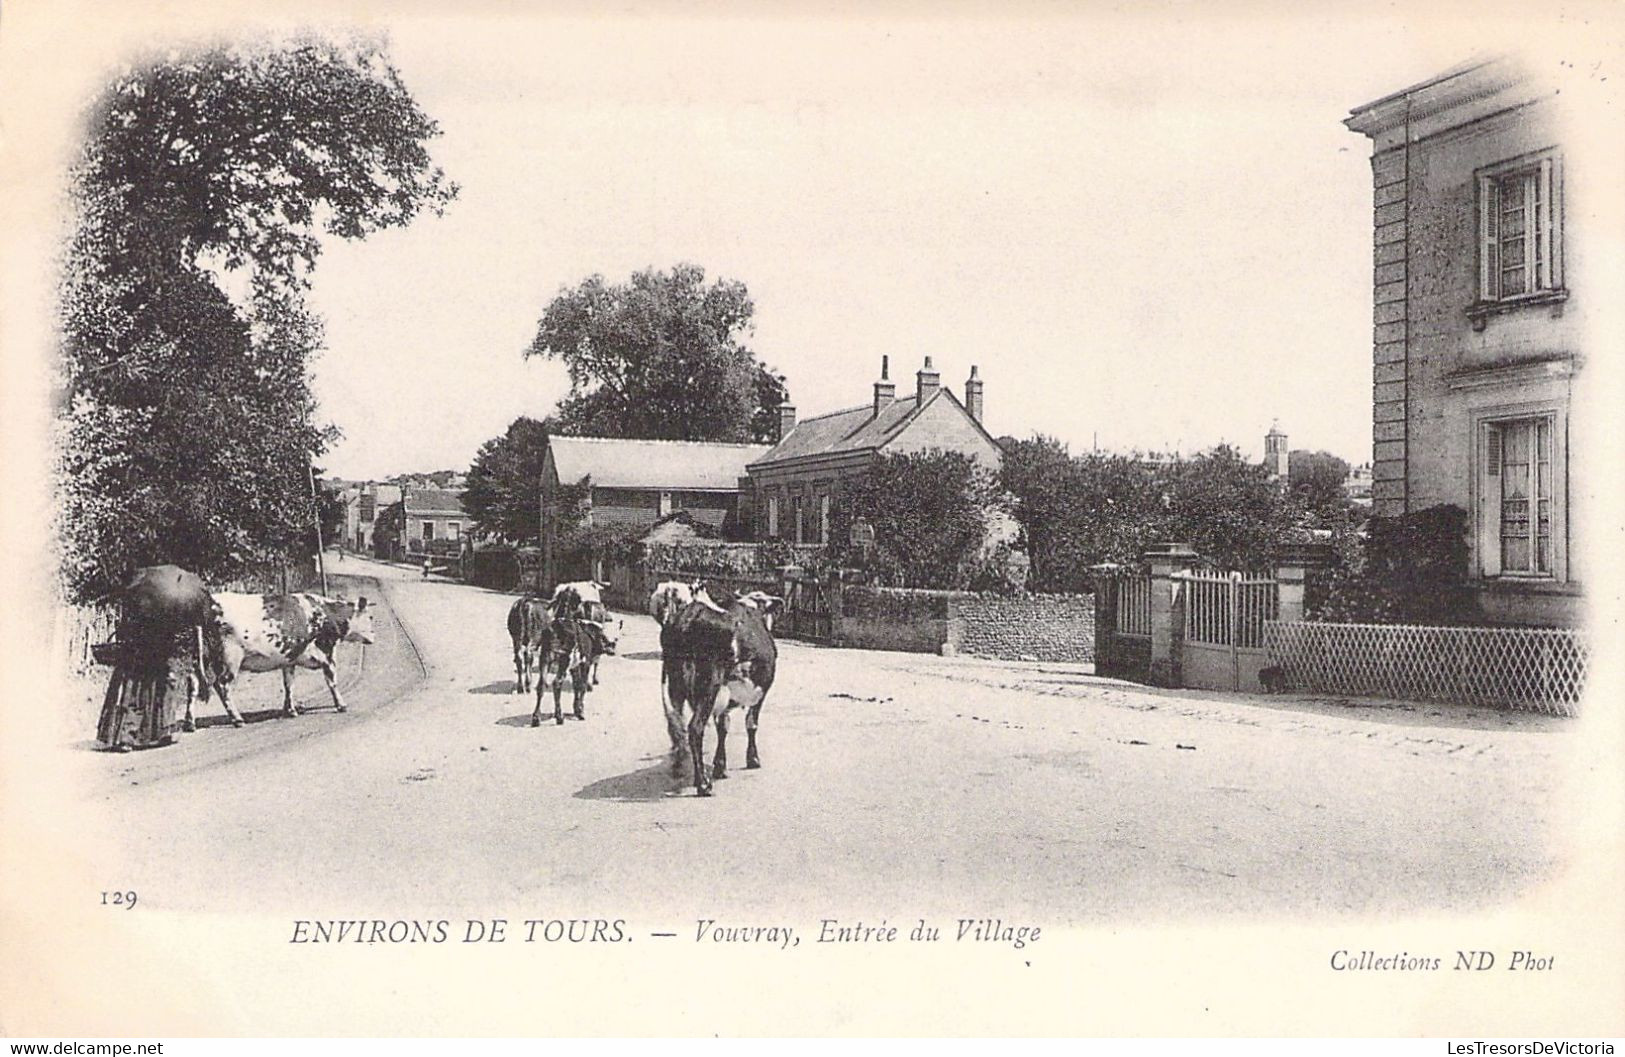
xmin=422 ymin=558 xmax=433 ymax=580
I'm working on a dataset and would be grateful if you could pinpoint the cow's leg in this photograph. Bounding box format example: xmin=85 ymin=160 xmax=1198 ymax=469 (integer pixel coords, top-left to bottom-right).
xmin=662 ymin=663 xmax=689 ymax=776
xmin=513 ymin=643 xmax=526 ymax=695
xmin=282 ymin=667 xmax=300 ymax=717
xmin=745 ymin=695 xmax=767 ymax=770
xmin=319 ymin=655 xmax=347 ymax=713
xmin=530 ymin=663 xmax=545 ymax=728
xmin=216 ymin=679 xmax=244 ymax=728
xmin=553 ymin=656 xmax=566 ymax=726
xmin=572 ymin=664 xmax=587 ymax=720
xmin=687 ymin=669 xmax=723 ymax=797
xmin=712 ymin=700 xmax=731 ymax=781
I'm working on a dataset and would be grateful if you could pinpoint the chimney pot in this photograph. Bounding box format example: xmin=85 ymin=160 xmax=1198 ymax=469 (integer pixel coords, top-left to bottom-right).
xmin=916 ymin=357 xmax=941 ymax=405
xmin=777 ymin=401 xmax=797 ymax=443
xmin=873 ymin=355 xmax=896 ymax=417
xmin=964 ymin=364 xmax=984 ymax=423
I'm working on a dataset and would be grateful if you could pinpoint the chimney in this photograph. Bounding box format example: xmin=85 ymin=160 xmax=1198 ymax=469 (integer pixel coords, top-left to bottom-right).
xmin=776 ymin=401 xmax=797 ymax=442
xmin=916 ymin=355 xmax=940 ymax=405
xmin=873 ymin=355 xmax=896 ymax=417
xmin=964 ymin=364 xmax=984 ymax=423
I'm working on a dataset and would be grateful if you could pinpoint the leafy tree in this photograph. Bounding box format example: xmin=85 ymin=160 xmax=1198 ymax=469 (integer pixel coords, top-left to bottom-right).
xmin=1312 ymin=505 xmax=1474 ymax=624
xmin=55 ymin=35 xmax=455 ymax=600
xmin=525 ymin=263 xmax=789 ymax=443
xmin=830 ymin=450 xmax=1001 ymax=589
xmin=1003 ymin=438 xmax=1302 ymax=589
xmin=1288 ymin=449 xmax=1352 ymax=520
xmin=462 ymin=416 xmax=553 ymax=544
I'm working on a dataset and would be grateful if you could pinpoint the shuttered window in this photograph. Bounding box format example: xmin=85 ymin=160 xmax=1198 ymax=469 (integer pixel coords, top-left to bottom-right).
xmin=1479 ymin=417 xmax=1555 ymax=577
xmin=1479 ymin=155 xmax=1560 ymax=302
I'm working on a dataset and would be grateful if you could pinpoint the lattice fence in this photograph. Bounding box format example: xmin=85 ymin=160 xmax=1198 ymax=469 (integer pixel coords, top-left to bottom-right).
xmin=1264 ymin=620 xmax=1590 ymax=716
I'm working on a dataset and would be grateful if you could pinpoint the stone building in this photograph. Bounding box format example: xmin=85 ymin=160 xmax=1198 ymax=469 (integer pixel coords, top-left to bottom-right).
xmin=1346 ymin=56 xmax=1585 ymax=626
xmin=338 ymin=481 xmax=402 ymax=555
xmin=745 ymin=356 xmax=1003 ymax=544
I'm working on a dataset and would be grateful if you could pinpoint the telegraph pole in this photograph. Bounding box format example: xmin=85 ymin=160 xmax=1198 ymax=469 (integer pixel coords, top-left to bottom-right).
xmin=308 ymin=460 xmax=329 ymax=595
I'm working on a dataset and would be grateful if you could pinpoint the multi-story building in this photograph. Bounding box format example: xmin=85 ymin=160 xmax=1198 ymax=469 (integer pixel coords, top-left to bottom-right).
xmin=1346 ymin=56 xmax=1585 ymax=626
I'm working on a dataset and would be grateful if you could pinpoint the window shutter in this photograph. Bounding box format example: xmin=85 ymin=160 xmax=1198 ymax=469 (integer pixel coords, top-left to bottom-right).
xmin=1479 ymin=176 xmax=1497 ymax=300
xmin=1537 ymin=158 xmax=1553 ymax=291
xmin=1480 ymin=424 xmax=1502 ymax=577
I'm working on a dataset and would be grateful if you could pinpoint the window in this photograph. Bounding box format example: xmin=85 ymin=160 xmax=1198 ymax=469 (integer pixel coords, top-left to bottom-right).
xmin=819 ymin=494 xmax=832 ymax=545
xmin=422 ymin=521 xmax=435 ymax=541
xmin=1479 ymin=416 xmax=1557 ymax=578
xmin=1478 ymin=153 xmax=1561 ymax=303
xmin=793 ymin=496 xmax=805 ymax=545
xmin=359 ymin=495 xmax=376 ymax=523
xmin=766 ymin=495 xmax=779 ymax=538
xmin=448 ymin=521 xmax=461 ymax=540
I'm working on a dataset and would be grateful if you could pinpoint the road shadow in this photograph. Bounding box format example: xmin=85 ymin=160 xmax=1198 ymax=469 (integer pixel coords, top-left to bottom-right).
xmin=187 ymin=706 xmax=294 ymax=729
xmin=574 ymin=760 xmax=686 ymax=802
xmin=495 ymin=711 xmax=586 ymax=728
xmin=468 ymin=681 xmax=516 ymax=695
xmin=620 ymin=650 xmax=662 ymax=662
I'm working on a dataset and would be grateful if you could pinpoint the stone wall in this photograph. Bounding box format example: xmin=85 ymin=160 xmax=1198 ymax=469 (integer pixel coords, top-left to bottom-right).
xmin=834 ymin=587 xmax=965 ymax=653
xmin=948 ymin=594 xmax=1095 ymax=663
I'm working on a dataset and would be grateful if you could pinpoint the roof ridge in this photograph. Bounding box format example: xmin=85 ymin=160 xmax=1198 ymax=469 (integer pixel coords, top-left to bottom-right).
xmin=551 ymin=434 xmax=769 ymax=448
xmin=794 ymin=395 xmax=918 ymax=426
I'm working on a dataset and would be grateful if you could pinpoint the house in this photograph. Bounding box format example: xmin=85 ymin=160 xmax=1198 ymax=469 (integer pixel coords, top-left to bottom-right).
xmin=337 ymin=481 xmax=402 ymax=555
xmin=539 ymin=435 xmax=770 ymax=582
xmin=1346 ymin=57 xmax=1585 ymax=627
xmin=377 ymin=486 xmax=468 ymax=561
xmin=745 ymin=356 xmax=1002 ymax=544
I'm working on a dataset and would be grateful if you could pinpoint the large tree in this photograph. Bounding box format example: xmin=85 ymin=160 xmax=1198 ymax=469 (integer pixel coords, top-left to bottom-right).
xmin=1287 ymin=448 xmax=1352 ymax=520
xmin=525 ymin=264 xmax=788 ymax=443
xmin=830 ymin=450 xmax=1002 ymax=589
xmin=56 ymin=36 xmax=456 ymax=599
xmin=461 ymin=416 xmax=553 ymax=545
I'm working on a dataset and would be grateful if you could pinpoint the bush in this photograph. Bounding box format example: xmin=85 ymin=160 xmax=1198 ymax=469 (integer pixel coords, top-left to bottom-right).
xmin=1311 ymin=505 xmax=1475 ymax=624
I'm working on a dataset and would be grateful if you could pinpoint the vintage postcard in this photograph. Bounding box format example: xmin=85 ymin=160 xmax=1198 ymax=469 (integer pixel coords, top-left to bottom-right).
xmin=2 ymin=0 xmax=1622 ymax=1040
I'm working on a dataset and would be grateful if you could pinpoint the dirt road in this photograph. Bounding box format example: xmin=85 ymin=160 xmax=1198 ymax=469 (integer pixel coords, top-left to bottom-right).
xmin=68 ymin=554 xmax=1570 ymax=925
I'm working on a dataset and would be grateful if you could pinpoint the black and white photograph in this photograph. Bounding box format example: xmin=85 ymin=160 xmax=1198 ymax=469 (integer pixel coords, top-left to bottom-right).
xmin=2 ymin=0 xmax=1622 ymax=1041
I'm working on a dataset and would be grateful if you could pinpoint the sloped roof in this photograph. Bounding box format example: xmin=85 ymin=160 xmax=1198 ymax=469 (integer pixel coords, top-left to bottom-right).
xmin=404 ymin=487 xmax=465 ymax=516
xmin=750 ymin=395 xmax=923 ymax=466
xmin=549 ymin=435 xmax=769 ymax=491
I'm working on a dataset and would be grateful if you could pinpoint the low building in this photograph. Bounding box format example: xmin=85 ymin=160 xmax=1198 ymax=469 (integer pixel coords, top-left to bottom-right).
xmin=1346 ymin=56 xmax=1586 ymax=626
xmin=745 ymin=356 xmax=1002 ymax=543
xmin=376 ymin=486 xmax=468 ymax=561
xmin=539 ymin=435 xmax=770 ymax=583
xmin=338 ymin=481 xmax=402 ymax=555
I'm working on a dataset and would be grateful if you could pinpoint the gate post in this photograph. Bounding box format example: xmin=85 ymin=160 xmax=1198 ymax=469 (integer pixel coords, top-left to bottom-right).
xmin=1144 ymin=542 xmax=1198 ymax=687
xmin=1271 ymin=543 xmax=1335 ymax=624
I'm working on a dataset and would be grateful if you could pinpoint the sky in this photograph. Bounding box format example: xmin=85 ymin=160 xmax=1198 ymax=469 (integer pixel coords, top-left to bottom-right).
xmin=8 ymin=2 xmax=1620 ymax=483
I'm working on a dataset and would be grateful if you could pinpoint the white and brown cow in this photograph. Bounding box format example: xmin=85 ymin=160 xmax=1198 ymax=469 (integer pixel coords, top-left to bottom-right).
xmin=550 ymin=580 xmax=621 ymax=684
xmin=189 ymin=592 xmax=376 ymax=729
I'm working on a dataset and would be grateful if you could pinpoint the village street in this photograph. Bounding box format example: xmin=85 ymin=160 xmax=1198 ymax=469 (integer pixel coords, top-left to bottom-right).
xmin=63 ymin=554 xmax=1573 ymax=928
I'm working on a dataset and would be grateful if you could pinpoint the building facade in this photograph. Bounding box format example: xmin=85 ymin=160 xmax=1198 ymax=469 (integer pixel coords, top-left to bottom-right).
xmin=539 ymin=435 xmax=769 ymax=583
xmin=1346 ymin=57 xmax=1585 ymax=626
xmin=746 ymin=356 xmax=1003 ymax=544
xmin=338 ymin=481 xmax=403 ymax=555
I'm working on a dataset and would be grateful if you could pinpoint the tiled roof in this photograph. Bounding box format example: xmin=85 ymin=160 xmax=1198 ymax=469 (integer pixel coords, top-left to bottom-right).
xmin=549 ymin=436 xmax=770 ymax=491
xmin=404 ymin=487 xmax=465 ymax=516
xmin=750 ymin=394 xmax=930 ymax=466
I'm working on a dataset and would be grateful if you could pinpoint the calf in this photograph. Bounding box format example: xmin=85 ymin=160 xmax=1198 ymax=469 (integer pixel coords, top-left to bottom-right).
xmin=507 ymin=595 xmax=550 ymax=694
xmin=194 ymin=592 xmax=376 ymax=729
xmin=662 ymin=593 xmax=782 ymax=796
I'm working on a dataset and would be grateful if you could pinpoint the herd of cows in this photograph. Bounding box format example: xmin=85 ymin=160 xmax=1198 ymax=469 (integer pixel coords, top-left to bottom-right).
xmin=507 ymin=579 xmax=782 ymax=797
xmin=102 ymin=566 xmax=783 ymax=797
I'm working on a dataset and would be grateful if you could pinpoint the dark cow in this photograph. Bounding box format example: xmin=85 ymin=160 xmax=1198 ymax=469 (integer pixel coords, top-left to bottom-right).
xmin=197 ymin=592 xmax=376 ymax=728
xmin=507 ymin=595 xmax=550 ymax=694
xmin=550 ymin=580 xmax=622 ymax=685
xmin=528 ymin=587 xmax=601 ymax=727
xmin=661 ymin=589 xmax=782 ymax=796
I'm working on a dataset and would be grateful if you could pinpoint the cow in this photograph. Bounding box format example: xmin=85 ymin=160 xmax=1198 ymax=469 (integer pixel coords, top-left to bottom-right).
xmin=660 ymin=591 xmax=783 ymax=796
xmin=507 ymin=595 xmax=550 ymax=695
xmin=550 ymin=580 xmax=621 ymax=685
xmin=529 ymin=586 xmax=601 ymax=727
xmin=191 ymin=592 xmax=377 ymax=729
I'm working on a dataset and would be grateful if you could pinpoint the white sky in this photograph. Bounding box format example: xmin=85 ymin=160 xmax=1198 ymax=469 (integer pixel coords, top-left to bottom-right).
xmin=8 ymin=2 xmax=1620 ymax=482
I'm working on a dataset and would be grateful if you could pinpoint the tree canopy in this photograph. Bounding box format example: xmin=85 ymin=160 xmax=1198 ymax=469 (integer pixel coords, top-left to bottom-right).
xmin=461 ymin=416 xmax=553 ymax=545
xmin=525 ymin=264 xmax=788 ymax=443
xmin=829 ymin=450 xmax=1004 ymax=589
xmin=1287 ymin=449 xmax=1353 ymax=520
xmin=55 ymin=35 xmax=456 ymax=600
xmin=1002 ymin=437 xmax=1304 ymax=590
